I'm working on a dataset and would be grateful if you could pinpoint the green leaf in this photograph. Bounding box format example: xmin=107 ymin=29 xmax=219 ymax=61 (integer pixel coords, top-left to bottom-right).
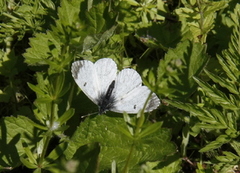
xmin=20 ymin=157 xmax=37 ymax=169
xmin=24 ymin=32 xmax=61 ymax=65
xmin=138 ymin=121 xmax=162 ymax=139
xmin=0 ymin=51 xmax=18 ymax=77
xmin=176 ymin=0 xmax=227 ymax=43
xmin=0 ymin=116 xmax=41 ymax=168
xmin=57 ymin=0 xmax=81 ymax=27
xmin=57 ymin=108 xmax=75 ymax=125
xmin=204 ymin=69 xmax=239 ymax=95
xmin=43 ymin=143 xmax=67 ymax=167
xmin=22 ymin=143 xmax=37 ymax=165
xmin=193 ymin=77 xmax=238 ymax=110
xmin=64 ymin=115 xmax=175 ymax=172
xmin=27 ymin=82 xmax=46 ymax=96
xmin=199 ymin=135 xmax=231 ymax=152
xmin=85 ymin=2 xmax=107 ymax=34
xmin=157 ymin=40 xmax=209 ymax=100
xmin=165 ymin=99 xmax=229 ymax=130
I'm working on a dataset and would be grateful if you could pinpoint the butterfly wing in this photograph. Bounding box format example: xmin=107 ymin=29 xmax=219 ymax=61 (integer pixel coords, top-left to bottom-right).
xmin=71 ymin=58 xmax=117 ymax=105
xmin=111 ymin=69 xmax=160 ymax=113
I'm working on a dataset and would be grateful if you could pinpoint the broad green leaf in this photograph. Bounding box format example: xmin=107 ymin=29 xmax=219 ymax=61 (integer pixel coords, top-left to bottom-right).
xmin=85 ymin=2 xmax=107 ymax=34
xmin=24 ymin=32 xmax=61 ymax=65
xmin=0 ymin=116 xmax=41 ymax=168
xmin=157 ymin=40 xmax=209 ymax=100
xmin=64 ymin=115 xmax=175 ymax=172
xmin=57 ymin=0 xmax=81 ymax=27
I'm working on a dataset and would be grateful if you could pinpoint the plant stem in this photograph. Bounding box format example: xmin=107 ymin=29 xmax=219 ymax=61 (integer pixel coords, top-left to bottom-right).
xmin=38 ymin=101 xmax=55 ymax=168
xmin=122 ymin=143 xmax=135 ymax=173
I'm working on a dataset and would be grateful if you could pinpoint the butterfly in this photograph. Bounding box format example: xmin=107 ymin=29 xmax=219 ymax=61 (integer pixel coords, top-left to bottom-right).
xmin=71 ymin=58 xmax=160 ymax=114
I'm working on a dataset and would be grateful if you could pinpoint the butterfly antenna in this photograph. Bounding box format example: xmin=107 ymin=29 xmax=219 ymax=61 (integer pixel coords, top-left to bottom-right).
xmin=81 ymin=112 xmax=98 ymax=118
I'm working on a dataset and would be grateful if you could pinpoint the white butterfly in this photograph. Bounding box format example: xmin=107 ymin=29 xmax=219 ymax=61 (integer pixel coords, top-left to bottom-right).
xmin=71 ymin=58 xmax=160 ymax=114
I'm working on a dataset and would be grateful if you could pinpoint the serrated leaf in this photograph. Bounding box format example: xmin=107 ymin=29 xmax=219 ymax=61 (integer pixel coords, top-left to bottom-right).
xmin=57 ymin=0 xmax=81 ymax=26
xmin=24 ymin=32 xmax=61 ymax=65
xmin=196 ymin=123 xmax=226 ymax=130
xmin=204 ymin=69 xmax=239 ymax=94
xmin=165 ymin=100 xmax=216 ymax=123
xmin=64 ymin=115 xmax=175 ymax=172
xmin=85 ymin=3 xmax=106 ymax=34
xmin=200 ymin=135 xmax=231 ymax=152
xmin=216 ymin=54 xmax=238 ymax=82
xmin=193 ymin=77 xmax=238 ymax=110
xmin=157 ymin=40 xmax=209 ymax=100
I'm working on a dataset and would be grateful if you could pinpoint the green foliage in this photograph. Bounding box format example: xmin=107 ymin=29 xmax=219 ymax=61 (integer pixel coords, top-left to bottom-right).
xmin=64 ymin=115 xmax=175 ymax=172
xmin=156 ymin=40 xmax=209 ymax=100
xmin=0 ymin=0 xmax=239 ymax=172
xmin=166 ymin=2 xmax=240 ymax=172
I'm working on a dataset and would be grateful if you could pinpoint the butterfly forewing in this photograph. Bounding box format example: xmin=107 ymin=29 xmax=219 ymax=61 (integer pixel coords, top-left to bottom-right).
xmin=94 ymin=58 xmax=117 ymax=97
xmin=112 ymin=69 xmax=142 ymax=99
xmin=71 ymin=60 xmax=99 ymax=104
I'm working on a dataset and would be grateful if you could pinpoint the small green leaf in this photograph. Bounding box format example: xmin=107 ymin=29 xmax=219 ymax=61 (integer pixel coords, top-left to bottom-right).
xmin=193 ymin=77 xmax=238 ymax=110
xmin=20 ymin=157 xmax=37 ymax=169
xmin=27 ymin=82 xmax=46 ymax=96
xmin=138 ymin=122 xmax=162 ymax=139
xmin=204 ymin=69 xmax=239 ymax=94
xmin=22 ymin=143 xmax=37 ymax=165
xmin=200 ymin=135 xmax=231 ymax=152
xmin=43 ymin=143 xmax=67 ymax=167
xmin=57 ymin=108 xmax=75 ymax=125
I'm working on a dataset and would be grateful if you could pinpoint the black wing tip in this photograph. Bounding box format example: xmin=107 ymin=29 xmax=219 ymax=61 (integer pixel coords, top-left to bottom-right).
xmin=71 ymin=61 xmax=82 ymax=79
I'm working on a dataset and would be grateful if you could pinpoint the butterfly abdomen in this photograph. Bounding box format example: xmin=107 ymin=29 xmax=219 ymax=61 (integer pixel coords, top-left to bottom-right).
xmin=98 ymin=80 xmax=116 ymax=114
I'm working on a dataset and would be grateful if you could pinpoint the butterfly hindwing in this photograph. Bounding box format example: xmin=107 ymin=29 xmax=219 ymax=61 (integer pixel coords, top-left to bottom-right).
xmin=111 ymin=69 xmax=160 ymax=113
